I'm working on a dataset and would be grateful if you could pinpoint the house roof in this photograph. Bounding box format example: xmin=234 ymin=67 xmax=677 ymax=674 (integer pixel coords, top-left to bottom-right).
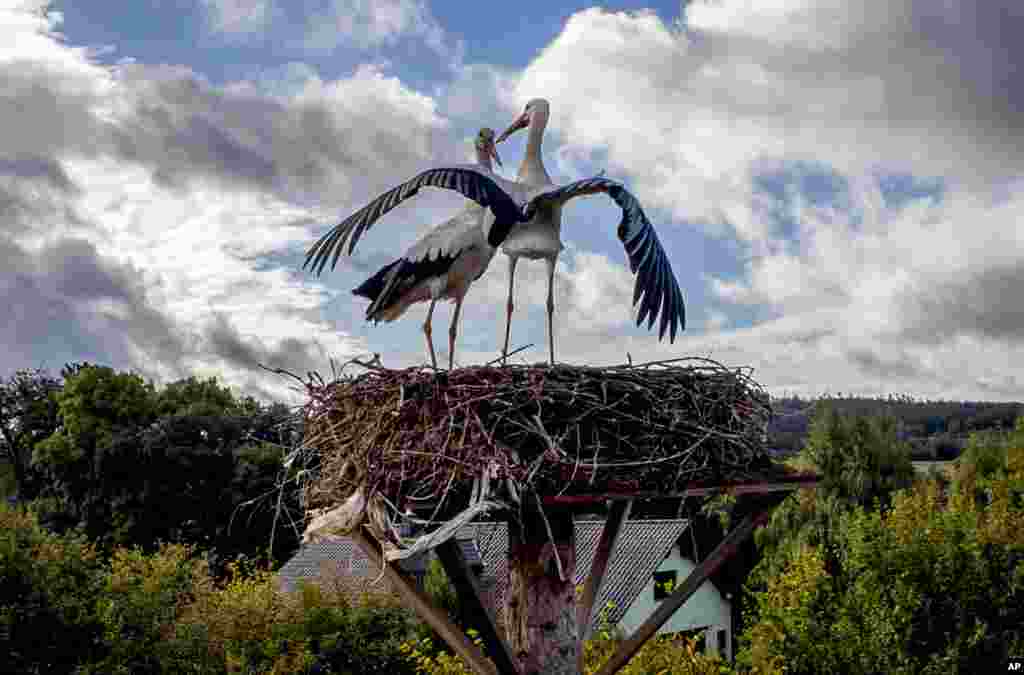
xmin=459 ymin=519 xmax=689 ymax=627
xmin=278 ymin=518 xmax=689 ymax=628
xmin=277 ymin=536 xmax=432 ymax=594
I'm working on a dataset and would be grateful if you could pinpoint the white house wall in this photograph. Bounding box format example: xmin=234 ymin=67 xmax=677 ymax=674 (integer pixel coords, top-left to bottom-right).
xmin=615 ymin=549 xmax=732 ymax=660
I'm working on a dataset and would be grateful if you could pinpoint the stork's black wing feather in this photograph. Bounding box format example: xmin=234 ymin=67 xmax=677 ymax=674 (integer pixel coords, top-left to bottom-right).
xmin=305 ymin=166 xmax=524 ymax=277
xmin=524 ymin=177 xmax=687 ymax=342
xmin=357 ymin=250 xmax=462 ymax=322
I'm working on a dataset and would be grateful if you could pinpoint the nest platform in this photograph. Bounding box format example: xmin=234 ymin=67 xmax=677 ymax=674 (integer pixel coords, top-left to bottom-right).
xmin=298 ymin=357 xmax=794 ymax=537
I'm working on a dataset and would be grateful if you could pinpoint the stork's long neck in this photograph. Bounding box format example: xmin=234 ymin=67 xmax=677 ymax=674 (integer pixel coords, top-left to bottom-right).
xmin=518 ymin=116 xmax=552 ymax=187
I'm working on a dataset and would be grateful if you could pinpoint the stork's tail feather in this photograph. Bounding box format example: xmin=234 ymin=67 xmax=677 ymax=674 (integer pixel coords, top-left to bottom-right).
xmin=352 ymin=260 xmax=402 ymax=301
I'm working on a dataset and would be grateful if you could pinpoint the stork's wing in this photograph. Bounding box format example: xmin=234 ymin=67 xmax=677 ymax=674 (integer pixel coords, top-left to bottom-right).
xmin=305 ymin=165 xmax=525 ymax=277
xmin=525 ymin=177 xmax=687 ymax=342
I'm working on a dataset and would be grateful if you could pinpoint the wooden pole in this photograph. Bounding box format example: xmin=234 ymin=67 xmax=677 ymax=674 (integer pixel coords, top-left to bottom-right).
xmin=436 ymin=538 xmax=520 ymax=675
xmin=594 ymin=510 xmax=770 ymax=675
xmin=576 ymin=500 xmax=631 ymax=673
xmin=350 ymin=527 xmax=497 ymax=675
xmin=506 ymin=497 xmax=577 ymax=675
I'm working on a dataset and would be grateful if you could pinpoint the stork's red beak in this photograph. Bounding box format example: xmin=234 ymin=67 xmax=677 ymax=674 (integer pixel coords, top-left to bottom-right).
xmin=496 ymin=111 xmax=529 ymax=144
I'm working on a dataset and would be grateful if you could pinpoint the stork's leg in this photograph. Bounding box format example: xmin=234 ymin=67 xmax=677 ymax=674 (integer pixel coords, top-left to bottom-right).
xmin=448 ymin=295 xmax=464 ymax=371
xmin=545 ymin=256 xmax=556 ymax=366
xmin=424 ymin=298 xmax=438 ymax=369
xmin=501 ymin=255 xmax=519 ymax=365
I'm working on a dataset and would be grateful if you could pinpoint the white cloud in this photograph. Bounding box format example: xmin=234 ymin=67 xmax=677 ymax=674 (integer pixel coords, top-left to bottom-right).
xmin=200 ymin=0 xmax=449 ymax=58
xmin=4 ymin=0 xmax=1024 ymax=405
xmin=198 ymin=0 xmax=272 ymax=38
xmin=302 ymin=0 xmax=445 ymax=53
xmin=495 ymin=3 xmax=1024 ymax=400
xmin=513 ymin=4 xmax=1023 ymax=226
xmin=0 ymin=1 xmax=465 ymax=403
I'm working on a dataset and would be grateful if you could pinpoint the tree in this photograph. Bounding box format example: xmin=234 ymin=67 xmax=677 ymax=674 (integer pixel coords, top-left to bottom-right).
xmin=739 ymin=420 xmax=1024 ymax=673
xmin=0 ymin=368 xmax=62 ymax=499
xmin=751 ymin=405 xmax=916 ymax=585
xmin=1 ymin=503 xmax=108 ymax=673
xmin=30 ymin=364 xmax=158 ymax=541
xmin=739 ymin=475 xmax=1024 ymax=673
xmin=155 ymin=375 xmax=242 ymax=418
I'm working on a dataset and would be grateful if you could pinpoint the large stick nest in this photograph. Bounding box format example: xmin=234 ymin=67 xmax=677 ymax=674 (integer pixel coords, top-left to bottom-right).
xmin=299 ymin=358 xmax=773 ymax=528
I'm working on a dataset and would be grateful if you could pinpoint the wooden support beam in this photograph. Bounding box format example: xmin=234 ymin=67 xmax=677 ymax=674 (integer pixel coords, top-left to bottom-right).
xmin=594 ymin=510 xmax=771 ymax=675
xmin=436 ymin=538 xmax=520 ymax=675
xmin=507 ymin=501 xmax=577 ymax=675
xmin=350 ymin=527 xmax=497 ymax=675
xmin=578 ymin=500 xmax=632 ymax=639
xmin=542 ymin=475 xmax=819 ymax=507
xmin=576 ymin=499 xmax=631 ymax=675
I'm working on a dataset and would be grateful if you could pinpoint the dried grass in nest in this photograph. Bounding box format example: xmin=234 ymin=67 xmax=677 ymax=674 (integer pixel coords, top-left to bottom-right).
xmin=299 ymin=357 xmax=773 ymax=527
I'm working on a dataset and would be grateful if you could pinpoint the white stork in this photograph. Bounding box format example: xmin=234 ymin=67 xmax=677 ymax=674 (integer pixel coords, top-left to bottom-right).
xmin=494 ymin=98 xmax=686 ymax=364
xmin=305 ymin=103 xmax=686 ymax=367
xmin=306 ymin=128 xmax=504 ymax=370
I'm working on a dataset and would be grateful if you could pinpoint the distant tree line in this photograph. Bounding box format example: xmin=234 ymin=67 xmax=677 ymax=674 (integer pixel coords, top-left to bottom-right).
xmin=767 ymin=394 xmax=1022 ymax=458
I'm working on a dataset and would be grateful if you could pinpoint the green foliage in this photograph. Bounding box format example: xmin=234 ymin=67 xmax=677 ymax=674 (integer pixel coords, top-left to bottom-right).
xmin=738 ymin=429 xmax=1024 ymax=674
xmin=29 ymin=364 xmax=159 ymax=542
xmin=83 ymin=544 xmax=211 ymax=675
xmin=156 ymin=375 xmax=242 ymax=418
xmin=2 ymin=501 xmax=424 ymax=674
xmin=0 ymin=459 xmax=15 ymax=497
xmin=739 ymin=545 xmax=836 ymax=674
xmin=39 ymin=363 xmax=157 ymax=457
xmin=700 ymin=491 xmax=738 ymax=533
xmin=400 ymin=598 xmax=731 ymax=675
xmin=12 ymin=362 xmax=301 ymax=563
xmin=0 ymin=503 xmax=107 ymax=673
xmin=0 ymin=367 xmax=62 ymax=499
xmin=752 ymin=405 xmax=916 ymax=588
xmin=802 ymin=404 xmax=915 ymax=508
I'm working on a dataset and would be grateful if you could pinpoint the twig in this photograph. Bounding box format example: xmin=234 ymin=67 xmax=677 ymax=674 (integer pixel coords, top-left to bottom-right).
xmin=536 ymin=491 xmax=566 ymax=582
xmin=484 ymin=343 xmax=533 ymax=367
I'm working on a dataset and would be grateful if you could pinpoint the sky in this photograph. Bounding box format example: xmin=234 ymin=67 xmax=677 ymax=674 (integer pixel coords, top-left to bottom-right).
xmin=2 ymin=0 xmax=1023 ymax=406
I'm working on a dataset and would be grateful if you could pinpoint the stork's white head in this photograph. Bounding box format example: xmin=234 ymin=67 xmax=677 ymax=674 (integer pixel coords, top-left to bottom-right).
xmin=474 ymin=127 xmax=502 ymax=168
xmin=496 ymin=98 xmax=550 ymax=144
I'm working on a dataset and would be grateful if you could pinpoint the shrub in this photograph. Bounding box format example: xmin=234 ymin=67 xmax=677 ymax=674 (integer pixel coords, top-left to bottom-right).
xmin=80 ymin=543 xmax=210 ymax=674
xmin=738 ymin=474 xmax=1024 ymax=674
xmin=401 ymin=598 xmax=731 ymax=675
xmin=0 ymin=503 xmax=107 ymax=673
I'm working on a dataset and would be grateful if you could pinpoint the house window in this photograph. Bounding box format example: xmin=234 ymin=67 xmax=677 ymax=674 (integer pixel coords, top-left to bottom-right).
xmin=653 ymin=570 xmax=677 ymax=600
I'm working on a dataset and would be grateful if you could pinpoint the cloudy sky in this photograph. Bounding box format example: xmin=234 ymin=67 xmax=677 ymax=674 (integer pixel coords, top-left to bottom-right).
xmin=2 ymin=0 xmax=1022 ymax=405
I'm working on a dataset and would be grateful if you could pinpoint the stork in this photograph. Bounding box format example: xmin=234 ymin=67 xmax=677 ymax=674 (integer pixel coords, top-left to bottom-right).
xmin=305 ymin=104 xmax=686 ymax=368
xmin=308 ymin=129 xmax=504 ymax=370
xmin=494 ymin=98 xmax=686 ymax=364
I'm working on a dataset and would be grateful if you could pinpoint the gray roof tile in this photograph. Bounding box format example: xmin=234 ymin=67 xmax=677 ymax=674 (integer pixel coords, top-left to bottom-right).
xmin=458 ymin=519 xmax=688 ymax=627
xmin=279 ymin=518 xmax=688 ymax=629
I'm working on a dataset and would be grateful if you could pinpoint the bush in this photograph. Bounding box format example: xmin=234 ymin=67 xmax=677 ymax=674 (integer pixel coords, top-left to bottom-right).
xmin=0 ymin=503 xmax=107 ymax=673
xmin=738 ymin=475 xmax=1024 ymax=673
xmin=81 ymin=543 xmax=210 ymax=674
xmin=401 ymin=597 xmax=732 ymax=675
xmin=2 ymin=501 xmax=426 ymax=674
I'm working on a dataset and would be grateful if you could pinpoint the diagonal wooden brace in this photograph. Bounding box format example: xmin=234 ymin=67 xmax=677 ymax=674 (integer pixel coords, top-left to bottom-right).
xmin=578 ymin=500 xmax=632 ymax=639
xmin=436 ymin=538 xmax=521 ymax=675
xmin=576 ymin=499 xmax=631 ymax=674
xmin=594 ymin=510 xmax=771 ymax=675
xmin=350 ymin=527 xmax=498 ymax=675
